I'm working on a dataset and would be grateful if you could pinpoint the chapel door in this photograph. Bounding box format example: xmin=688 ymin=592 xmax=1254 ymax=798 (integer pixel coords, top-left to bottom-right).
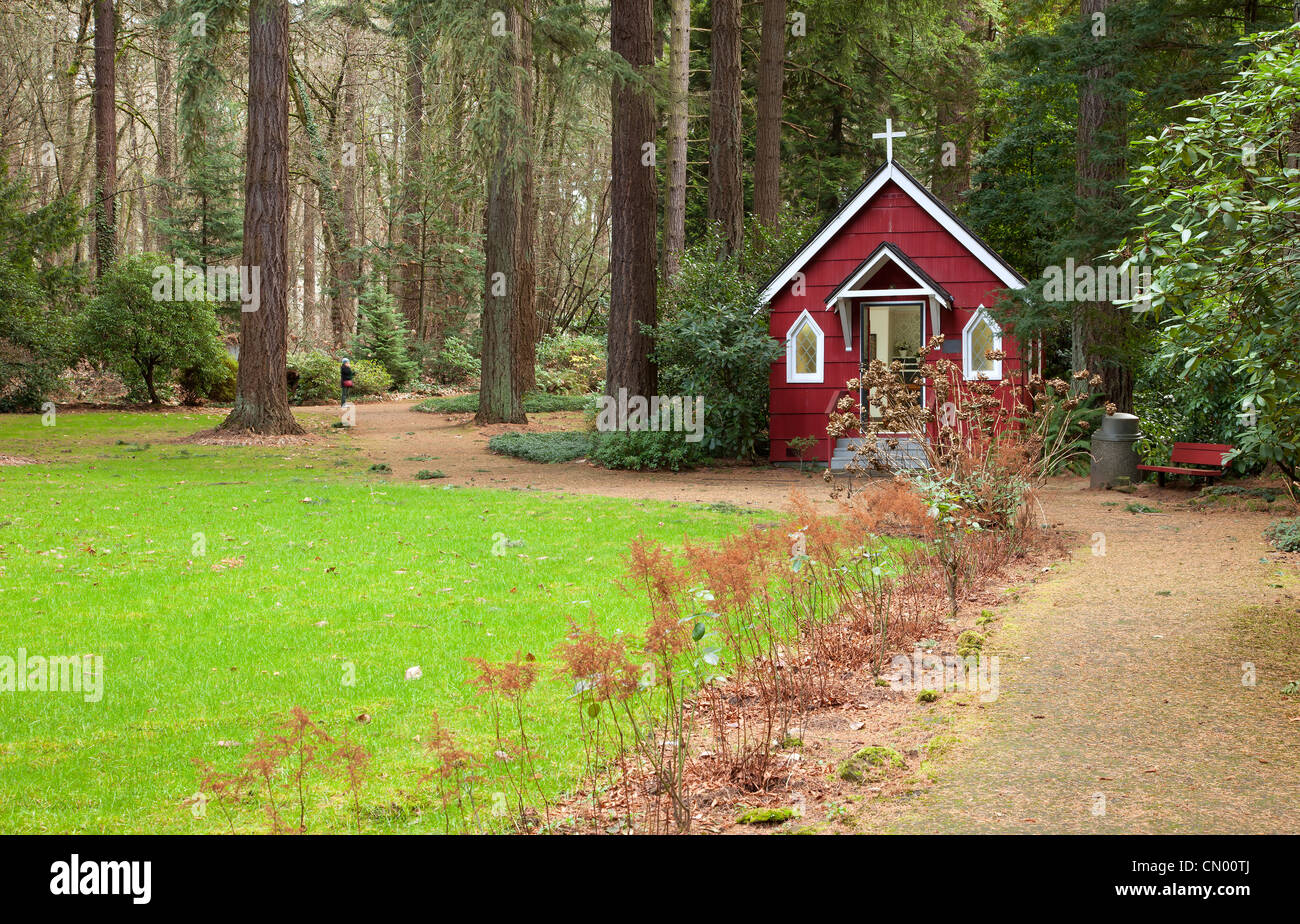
xmin=861 ymin=301 xmax=925 ymax=421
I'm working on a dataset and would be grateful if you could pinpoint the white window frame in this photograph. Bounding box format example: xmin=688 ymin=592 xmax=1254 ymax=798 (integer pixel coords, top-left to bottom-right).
xmin=786 ymin=309 xmax=824 ymax=383
xmin=962 ymin=305 xmax=1003 ymax=381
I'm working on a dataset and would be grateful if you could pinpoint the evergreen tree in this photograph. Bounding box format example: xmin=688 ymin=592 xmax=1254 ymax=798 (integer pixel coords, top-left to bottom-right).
xmin=154 ymin=99 xmax=244 ymax=270
xmin=0 ymin=175 xmax=82 ymax=411
xmin=353 ymin=283 xmax=419 ymax=388
xmin=965 ymin=0 xmax=1292 ymax=384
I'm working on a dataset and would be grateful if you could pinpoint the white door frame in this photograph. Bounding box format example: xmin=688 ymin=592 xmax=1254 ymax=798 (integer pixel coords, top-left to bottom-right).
xmin=860 ymin=299 xmax=927 ymax=428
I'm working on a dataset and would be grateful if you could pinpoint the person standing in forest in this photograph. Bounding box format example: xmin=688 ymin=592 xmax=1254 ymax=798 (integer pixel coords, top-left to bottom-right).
xmin=340 ymin=356 xmax=354 ymax=406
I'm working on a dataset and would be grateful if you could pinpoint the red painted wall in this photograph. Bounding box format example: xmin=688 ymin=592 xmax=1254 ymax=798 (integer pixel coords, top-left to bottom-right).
xmin=768 ymin=181 xmax=1023 ymax=463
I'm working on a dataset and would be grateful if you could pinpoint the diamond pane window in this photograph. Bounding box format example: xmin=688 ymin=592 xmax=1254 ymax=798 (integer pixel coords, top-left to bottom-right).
xmin=961 ymin=306 xmax=1003 ymax=380
xmin=786 ymin=311 xmax=823 ymax=382
xmin=795 ymin=325 xmax=818 ymax=375
xmin=968 ymin=318 xmax=994 ymax=372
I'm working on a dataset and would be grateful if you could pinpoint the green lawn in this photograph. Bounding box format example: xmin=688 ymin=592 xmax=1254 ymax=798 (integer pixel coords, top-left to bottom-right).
xmin=0 ymin=410 xmax=758 ymax=833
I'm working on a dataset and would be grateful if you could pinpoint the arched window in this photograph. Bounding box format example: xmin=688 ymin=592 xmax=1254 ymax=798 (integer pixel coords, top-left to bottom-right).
xmin=786 ymin=310 xmax=824 ymax=383
xmin=962 ymin=306 xmax=1003 ymax=380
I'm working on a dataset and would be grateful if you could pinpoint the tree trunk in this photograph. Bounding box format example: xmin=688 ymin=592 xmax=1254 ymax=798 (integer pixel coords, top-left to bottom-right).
xmin=290 ymin=68 xmax=351 ymax=348
xmin=93 ymin=0 xmax=116 ymax=278
xmin=607 ymin=0 xmax=658 ymax=398
xmin=1075 ymin=0 xmax=1131 ymax=412
xmin=662 ymin=0 xmax=689 ymax=283
xmin=398 ymin=7 xmax=426 ymax=335
xmin=513 ymin=2 xmax=538 ymax=397
xmin=220 ymin=0 xmax=302 ymax=435
xmin=754 ymin=0 xmax=785 ymax=230
xmin=708 ymin=0 xmax=743 ymax=254
xmin=303 ymin=182 xmax=317 ymax=342
xmin=124 ymin=66 xmax=143 ymax=250
xmin=332 ymin=21 xmax=361 ymax=346
xmin=143 ymin=363 xmax=160 ymax=407
xmin=477 ymin=2 xmax=533 ymax=425
xmin=153 ymin=0 xmax=173 ymax=253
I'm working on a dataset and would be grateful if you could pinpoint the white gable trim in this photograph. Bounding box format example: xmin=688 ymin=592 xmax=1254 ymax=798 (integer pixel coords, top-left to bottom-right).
xmin=758 ymin=163 xmax=1026 ymax=304
xmin=824 ymin=244 xmax=952 ymax=309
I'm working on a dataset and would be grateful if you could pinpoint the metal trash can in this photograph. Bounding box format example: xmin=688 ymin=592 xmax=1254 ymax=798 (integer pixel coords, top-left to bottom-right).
xmin=1090 ymin=412 xmax=1141 ymax=489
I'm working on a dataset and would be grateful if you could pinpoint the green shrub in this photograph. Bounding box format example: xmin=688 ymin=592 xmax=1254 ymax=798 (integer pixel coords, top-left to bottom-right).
xmin=1265 ymin=518 xmax=1300 ymax=553
xmin=288 ymin=350 xmax=338 ymax=405
xmin=488 ymin=425 xmax=710 ymax=470
xmin=351 ymin=359 xmax=393 ymax=395
xmin=78 ymin=253 xmax=225 ymax=406
xmin=526 ymin=393 xmax=598 ymax=413
xmin=534 ymin=333 xmax=605 ymax=394
xmin=178 ymin=353 xmax=237 ymax=405
xmin=0 ymin=176 xmax=81 ymax=412
xmin=588 ymin=429 xmax=707 ymax=471
xmin=289 ymin=351 xmax=392 ymax=403
xmin=414 ymin=469 xmax=447 ymax=479
xmin=488 ymin=431 xmax=593 ymax=464
xmin=412 ymin=393 xmax=476 ymax=414
xmin=352 ymin=283 xmax=418 ymax=388
xmin=916 ymin=689 xmax=940 ymax=703
xmin=650 ymin=228 xmax=788 ymax=459
xmin=1133 ymin=352 xmax=1255 ymax=474
xmin=428 ymin=335 xmax=479 ymax=386
xmin=1030 ymin=391 xmax=1101 ymax=476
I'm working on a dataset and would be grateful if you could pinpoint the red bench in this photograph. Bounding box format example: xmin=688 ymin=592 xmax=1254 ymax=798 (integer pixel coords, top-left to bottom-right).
xmin=1137 ymin=442 xmax=1233 ymax=486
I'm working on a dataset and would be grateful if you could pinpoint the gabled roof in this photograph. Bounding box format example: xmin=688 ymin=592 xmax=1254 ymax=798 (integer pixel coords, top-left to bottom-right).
xmin=758 ymin=161 xmax=1028 ymax=304
xmin=823 ymin=240 xmax=954 ymax=309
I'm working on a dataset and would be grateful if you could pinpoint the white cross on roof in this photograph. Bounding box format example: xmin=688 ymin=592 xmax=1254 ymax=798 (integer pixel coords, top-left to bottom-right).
xmin=872 ymin=118 xmax=907 ymax=163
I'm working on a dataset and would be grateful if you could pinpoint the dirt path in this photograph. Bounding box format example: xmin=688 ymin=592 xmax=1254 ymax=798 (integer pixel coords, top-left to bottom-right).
xmin=884 ymin=480 xmax=1300 ymax=834
xmin=299 ymin=398 xmax=830 ymax=510
xmin=314 ymin=400 xmax=1300 ymax=832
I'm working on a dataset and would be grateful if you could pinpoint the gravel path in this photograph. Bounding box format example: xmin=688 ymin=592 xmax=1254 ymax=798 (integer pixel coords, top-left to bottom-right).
xmin=888 ymin=480 xmax=1300 ymax=833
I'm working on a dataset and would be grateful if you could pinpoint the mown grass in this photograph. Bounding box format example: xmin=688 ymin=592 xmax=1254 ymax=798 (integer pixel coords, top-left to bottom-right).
xmin=0 ymin=410 xmax=756 ymax=833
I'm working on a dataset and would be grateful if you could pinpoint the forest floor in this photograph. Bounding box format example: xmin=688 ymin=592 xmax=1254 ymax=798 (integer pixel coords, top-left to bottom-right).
xmin=313 ymin=399 xmax=1300 ymax=834
xmin=295 ymin=398 xmax=835 ymax=509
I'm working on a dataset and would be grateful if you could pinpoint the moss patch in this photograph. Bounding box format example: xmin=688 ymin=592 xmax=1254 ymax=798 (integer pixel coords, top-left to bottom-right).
xmin=926 ymin=734 xmax=959 ymax=759
xmin=838 ymin=745 xmax=906 ymax=783
xmin=737 ymin=806 xmax=795 ymax=825
xmin=956 ymin=630 xmax=985 ymax=657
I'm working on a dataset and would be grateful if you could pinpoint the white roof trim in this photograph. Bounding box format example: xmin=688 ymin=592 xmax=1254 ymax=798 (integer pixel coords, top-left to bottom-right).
xmin=832 ymin=287 xmax=939 ymax=300
xmin=758 ymin=163 xmax=1026 ymax=304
